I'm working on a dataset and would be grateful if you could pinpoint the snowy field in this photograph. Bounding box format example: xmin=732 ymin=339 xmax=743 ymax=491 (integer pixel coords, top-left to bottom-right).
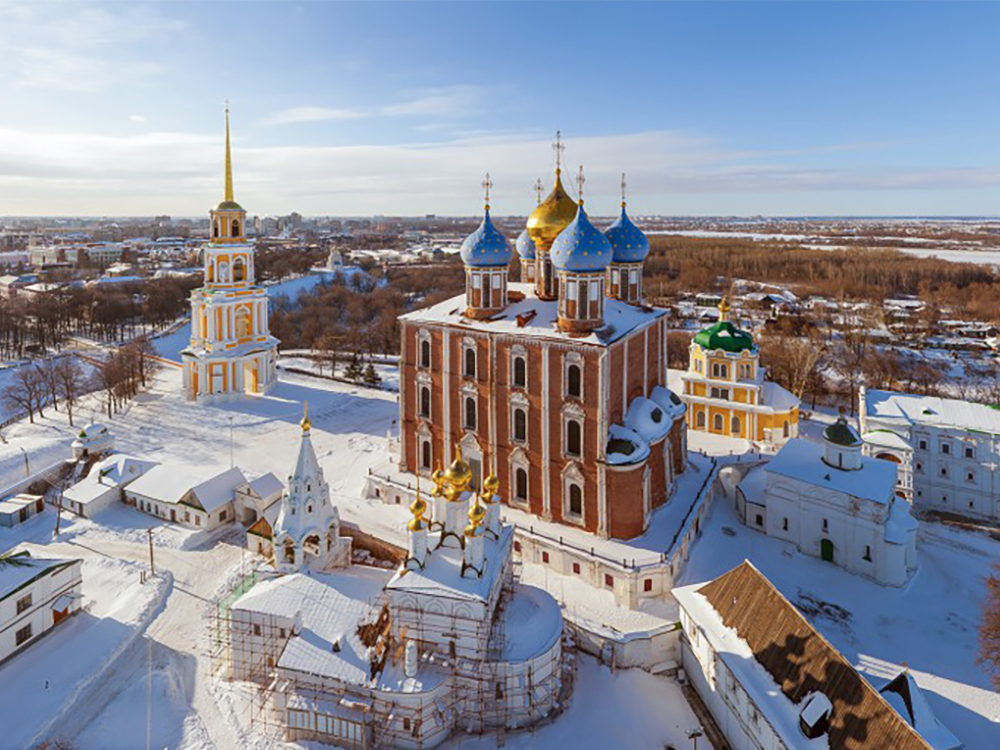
xmin=680 ymin=482 xmax=1000 ymax=750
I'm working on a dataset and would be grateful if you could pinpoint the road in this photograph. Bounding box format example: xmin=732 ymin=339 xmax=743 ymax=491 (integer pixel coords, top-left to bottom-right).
xmin=33 ymin=530 xmax=248 ymax=750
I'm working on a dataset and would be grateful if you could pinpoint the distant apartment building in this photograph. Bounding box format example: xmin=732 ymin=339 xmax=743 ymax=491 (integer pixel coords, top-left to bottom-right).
xmin=860 ymin=386 xmax=1000 ymax=522
xmin=29 ymin=242 xmax=124 ymax=269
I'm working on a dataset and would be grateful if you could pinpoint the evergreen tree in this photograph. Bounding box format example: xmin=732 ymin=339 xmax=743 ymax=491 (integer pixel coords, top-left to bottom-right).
xmin=363 ymin=362 xmax=382 ymax=388
xmin=344 ymin=354 xmax=364 ymax=382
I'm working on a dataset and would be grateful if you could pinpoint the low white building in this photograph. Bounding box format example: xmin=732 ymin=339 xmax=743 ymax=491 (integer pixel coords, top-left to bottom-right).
xmin=860 ymin=386 xmax=1000 ymax=522
xmin=125 ymin=464 xmax=246 ymax=530
xmin=674 ymin=561 xmax=938 ymax=750
xmin=0 ymin=495 xmax=45 ymax=529
xmin=737 ymin=418 xmax=918 ymax=587
xmin=63 ymin=454 xmax=158 ymax=518
xmin=233 ymin=472 xmax=283 ymax=527
xmin=71 ymin=422 xmax=114 ymax=460
xmin=0 ymin=551 xmax=83 ymax=665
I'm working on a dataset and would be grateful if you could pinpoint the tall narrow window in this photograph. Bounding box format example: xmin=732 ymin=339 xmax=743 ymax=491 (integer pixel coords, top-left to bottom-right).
xmin=513 ymin=355 xmax=527 ymax=388
xmin=579 ymin=280 xmax=589 ymax=314
xmin=419 ymin=386 xmax=431 ymax=418
xmin=421 ymin=440 xmax=431 ymax=469
xmin=232 ymin=219 xmax=240 ymax=236
xmin=513 ymin=408 xmax=527 ymax=443
xmin=465 ymin=347 xmax=476 ymax=378
xmin=482 ymin=275 xmax=492 ymax=308
xmin=464 ymin=397 xmax=477 ymax=430
xmin=731 ymin=416 xmax=741 ymax=436
xmin=567 ymin=419 xmax=582 ymax=457
xmin=515 ymin=467 xmax=528 ymax=502
xmin=568 ymin=483 xmax=583 ymax=516
xmin=567 ymin=363 xmax=582 ymax=398
xmin=420 ymin=339 xmax=431 ymax=368
xmin=713 ymin=413 xmax=724 ymax=431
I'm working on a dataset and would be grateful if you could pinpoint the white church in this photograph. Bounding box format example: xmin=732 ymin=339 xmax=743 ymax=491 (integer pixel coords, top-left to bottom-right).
xmin=737 ymin=417 xmax=919 ymax=587
xmin=224 ymin=411 xmax=568 ymax=749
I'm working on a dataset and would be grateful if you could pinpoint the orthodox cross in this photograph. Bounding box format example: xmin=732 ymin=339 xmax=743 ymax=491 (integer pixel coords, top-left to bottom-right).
xmin=481 ymin=172 xmax=493 ymax=210
xmin=552 ymin=130 xmax=565 ymax=173
xmin=534 ymin=178 xmax=544 ymax=205
xmin=576 ymin=165 xmax=586 ymax=205
xmin=621 ymin=172 xmax=628 ymax=207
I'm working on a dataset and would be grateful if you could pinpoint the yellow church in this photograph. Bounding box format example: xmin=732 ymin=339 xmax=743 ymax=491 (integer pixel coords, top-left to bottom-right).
xmin=181 ymin=108 xmax=279 ymax=401
xmin=679 ymin=299 xmax=799 ymax=447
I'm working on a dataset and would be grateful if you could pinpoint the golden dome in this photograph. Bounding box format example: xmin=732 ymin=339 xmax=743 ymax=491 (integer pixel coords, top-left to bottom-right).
xmin=526 ymin=170 xmax=578 ymax=248
xmin=300 ymin=402 xmax=311 ymax=431
xmin=430 ymin=468 xmax=446 ymax=496
xmin=443 ymin=448 xmax=473 ymax=491
xmin=465 ymin=498 xmax=486 ymax=536
xmin=482 ymin=473 xmax=500 ymax=500
xmin=407 ymin=494 xmax=427 ymax=531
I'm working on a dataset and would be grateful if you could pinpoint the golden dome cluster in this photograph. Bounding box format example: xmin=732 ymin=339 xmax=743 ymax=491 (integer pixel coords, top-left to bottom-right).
xmin=526 ymin=169 xmax=578 ymax=248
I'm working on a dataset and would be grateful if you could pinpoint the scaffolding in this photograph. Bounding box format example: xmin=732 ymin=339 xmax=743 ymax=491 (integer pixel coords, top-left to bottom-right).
xmin=205 ymin=558 xmax=577 ymax=750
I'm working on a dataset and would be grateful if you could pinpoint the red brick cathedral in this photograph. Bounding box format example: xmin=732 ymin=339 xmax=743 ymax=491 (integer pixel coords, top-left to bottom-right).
xmin=398 ymin=141 xmax=686 ymax=540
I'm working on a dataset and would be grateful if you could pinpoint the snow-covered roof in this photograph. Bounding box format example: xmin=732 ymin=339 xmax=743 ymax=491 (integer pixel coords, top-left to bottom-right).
xmin=126 ymin=464 xmax=244 ymax=512
xmin=879 ymin=671 xmax=962 ymax=750
xmin=885 ymin=497 xmax=920 ymax=545
xmin=737 ymin=465 xmax=767 ymax=506
xmin=649 ymin=384 xmax=686 ymax=421
xmin=624 ymin=397 xmax=672 ymax=444
xmin=386 ymin=526 xmax=513 ymax=603
xmin=766 ymin=438 xmax=897 ymax=505
xmin=66 ymin=455 xmax=156 ymax=506
xmin=0 ymin=552 xmax=80 ymax=602
xmin=232 ymin=567 xmax=396 ymax=687
xmin=862 ymin=430 xmax=912 ymax=452
xmin=188 ymin=466 xmax=246 ymax=513
xmin=606 ymin=424 xmax=651 ymax=466
xmin=761 ymin=381 xmax=800 ymax=412
xmin=673 ymin=562 xmax=933 ymax=750
xmin=243 ymin=472 xmax=283 ymax=502
xmin=399 ymin=283 xmax=667 ymax=347
xmin=864 ymin=388 xmax=1000 ymax=434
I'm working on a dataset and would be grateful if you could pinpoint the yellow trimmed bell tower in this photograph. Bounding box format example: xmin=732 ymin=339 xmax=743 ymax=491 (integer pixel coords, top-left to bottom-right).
xmin=181 ymin=105 xmax=280 ymax=402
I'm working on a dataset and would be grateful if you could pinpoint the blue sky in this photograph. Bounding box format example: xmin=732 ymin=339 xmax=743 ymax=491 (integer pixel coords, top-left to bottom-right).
xmin=1 ymin=1 xmax=999 ymax=217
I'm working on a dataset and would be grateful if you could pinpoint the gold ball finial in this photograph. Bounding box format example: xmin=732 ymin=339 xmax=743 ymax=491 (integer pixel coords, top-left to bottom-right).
xmin=408 ymin=476 xmax=427 ymax=531
xmin=300 ymin=401 xmax=311 ymax=431
xmin=482 ymin=473 xmax=500 ymax=502
xmin=442 ymin=446 xmax=473 ymax=494
xmin=465 ymin=496 xmax=486 ymax=537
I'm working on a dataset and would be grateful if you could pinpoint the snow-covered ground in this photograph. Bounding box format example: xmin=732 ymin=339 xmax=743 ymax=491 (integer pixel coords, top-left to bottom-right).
xmin=680 ymin=480 xmax=1000 ymax=750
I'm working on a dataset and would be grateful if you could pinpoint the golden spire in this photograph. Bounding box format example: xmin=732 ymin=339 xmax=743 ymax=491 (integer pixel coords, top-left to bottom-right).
xmin=408 ymin=474 xmax=427 ymax=531
xmin=718 ymin=297 xmax=731 ymax=322
xmin=300 ymin=401 xmax=311 ymax=431
xmin=527 ymin=132 xmax=578 ymax=246
xmin=224 ymin=101 xmax=234 ymax=203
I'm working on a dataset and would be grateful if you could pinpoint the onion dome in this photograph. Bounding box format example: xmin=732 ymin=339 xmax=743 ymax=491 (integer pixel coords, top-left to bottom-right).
xmin=527 ymin=170 xmax=578 ymax=247
xmin=465 ymin=498 xmax=486 ymax=537
xmin=824 ymin=417 xmax=862 ymax=447
xmin=481 ymin=472 xmax=500 ymax=500
xmin=515 ymin=228 xmax=536 ymax=260
xmin=605 ymin=205 xmax=649 ymax=263
xmin=408 ymin=493 xmax=428 ymax=531
xmin=443 ymin=449 xmax=473 ymax=491
xmin=430 ymin=468 xmax=446 ymax=496
xmin=459 ymin=208 xmax=511 ymax=268
xmin=551 ymin=204 xmax=613 ymax=273
xmin=693 ymin=320 xmax=755 ymax=354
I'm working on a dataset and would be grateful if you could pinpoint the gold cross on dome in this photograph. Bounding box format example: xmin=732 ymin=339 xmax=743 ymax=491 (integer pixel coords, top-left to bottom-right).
xmin=534 ymin=178 xmax=544 ymax=205
xmin=576 ymin=165 xmax=586 ymax=205
xmin=620 ymin=172 xmax=628 ymax=207
xmin=481 ymin=172 xmax=493 ymax=210
xmin=552 ymin=130 xmax=565 ymax=173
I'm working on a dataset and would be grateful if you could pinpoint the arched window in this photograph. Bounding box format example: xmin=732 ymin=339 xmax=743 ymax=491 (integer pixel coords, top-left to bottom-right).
xmin=513 ymin=408 xmax=527 ymax=443
xmin=464 ymin=396 xmax=476 ymax=430
xmin=697 ymin=411 xmax=706 ymax=428
xmin=419 ymin=386 xmax=431 ymax=418
xmin=568 ymin=483 xmax=583 ymax=517
xmin=235 ymin=307 xmax=250 ymax=338
xmin=713 ymin=413 xmax=724 ymax=431
xmin=513 ymin=355 xmax=527 ymax=388
xmin=719 ymin=364 xmax=728 ymax=379
xmin=420 ymin=339 xmax=431 ymax=368
xmin=567 ymin=363 xmax=582 ymax=398
xmin=233 ymin=258 xmax=245 ymax=282
xmin=567 ymin=419 xmax=582 ymax=457
xmin=213 ymin=222 xmax=220 ymax=238
xmin=731 ymin=416 xmax=741 ymax=436
xmin=464 ymin=346 xmax=476 ymax=378
xmin=421 ymin=440 xmax=432 ymax=469
xmin=515 ymin=467 xmax=528 ymax=502
xmin=783 ymin=421 xmax=790 ymax=438
xmin=232 ymin=219 xmax=240 ymax=237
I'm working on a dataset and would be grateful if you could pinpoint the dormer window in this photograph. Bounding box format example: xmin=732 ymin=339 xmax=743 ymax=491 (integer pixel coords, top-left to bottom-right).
xmin=799 ymin=692 xmax=832 ymax=739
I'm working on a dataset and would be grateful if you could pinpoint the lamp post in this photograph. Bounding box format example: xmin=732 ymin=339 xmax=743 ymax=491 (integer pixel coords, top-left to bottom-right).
xmin=688 ymin=729 xmax=704 ymax=750
xmin=19 ymin=447 xmax=29 ymax=478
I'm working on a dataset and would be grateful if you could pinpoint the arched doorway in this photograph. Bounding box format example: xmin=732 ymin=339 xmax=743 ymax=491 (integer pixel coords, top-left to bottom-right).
xmin=820 ymin=538 xmax=834 ymax=563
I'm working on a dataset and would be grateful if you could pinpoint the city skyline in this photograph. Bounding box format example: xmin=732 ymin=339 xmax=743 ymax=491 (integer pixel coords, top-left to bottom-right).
xmin=1 ymin=1 xmax=1000 ymax=217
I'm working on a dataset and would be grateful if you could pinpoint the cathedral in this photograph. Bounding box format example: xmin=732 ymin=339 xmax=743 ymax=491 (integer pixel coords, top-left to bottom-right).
xmin=181 ymin=108 xmax=279 ymax=401
xmin=393 ymin=136 xmax=687 ymax=540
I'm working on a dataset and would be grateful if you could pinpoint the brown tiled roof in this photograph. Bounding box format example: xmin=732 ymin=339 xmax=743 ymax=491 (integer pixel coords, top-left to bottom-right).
xmin=247 ymin=516 xmax=272 ymax=539
xmin=698 ymin=561 xmax=932 ymax=750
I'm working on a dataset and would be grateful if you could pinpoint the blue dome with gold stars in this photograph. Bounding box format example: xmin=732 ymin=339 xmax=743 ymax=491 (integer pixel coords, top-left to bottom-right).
xmin=515 ymin=228 xmax=536 ymax=260
xmin=551 ymin=204 xmax=613 ymax=273
xmin=460 ymin=209 xmax=512 ymax=268
xmin=605 ymin=205 xmax=649 ymax=263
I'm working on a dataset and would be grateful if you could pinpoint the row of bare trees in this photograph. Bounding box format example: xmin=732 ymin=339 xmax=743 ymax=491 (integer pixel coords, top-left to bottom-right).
xmin=3 ymin=338 xmax=161 ymax=425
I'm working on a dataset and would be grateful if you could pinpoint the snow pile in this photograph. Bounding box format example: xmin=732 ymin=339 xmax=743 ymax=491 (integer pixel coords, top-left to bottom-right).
xmin=884 ymin=497 xmax=919 ymax=545
xmin=624 ymin=396 xmax=671 ymax=443
xmin=605 ymin=424 xmax=650 ymax=466
xmin=650 ymin=384 xmax=686 ymax=421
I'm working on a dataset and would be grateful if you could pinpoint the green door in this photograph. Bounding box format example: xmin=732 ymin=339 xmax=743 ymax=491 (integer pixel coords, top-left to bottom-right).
xmin=821 ymin=538 xmax=834 ymax=562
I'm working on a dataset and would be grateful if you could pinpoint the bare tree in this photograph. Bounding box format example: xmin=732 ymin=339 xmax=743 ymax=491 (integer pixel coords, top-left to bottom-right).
xmin=979 ymin=565 xmax=1000 ymax=690
xmin=54 ymin=357 xmax=86 ymax=427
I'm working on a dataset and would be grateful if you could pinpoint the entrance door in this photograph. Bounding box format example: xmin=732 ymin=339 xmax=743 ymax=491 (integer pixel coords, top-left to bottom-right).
xmin=821 ymin=538 xmax=834 ymax=562
xmin=170 ymin=509 xmax=177 ymax=522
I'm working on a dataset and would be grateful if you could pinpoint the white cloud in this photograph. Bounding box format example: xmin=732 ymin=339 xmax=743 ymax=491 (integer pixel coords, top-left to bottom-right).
xmin=0 ymin=125 xmax=996 ymax=217
xmin=129 ymin=115 xmax=147 ymax=123
xmin=264 ymin=106 xmax=368 ymax=126
xmin=381 ymin=85 xmax=488 ymax=118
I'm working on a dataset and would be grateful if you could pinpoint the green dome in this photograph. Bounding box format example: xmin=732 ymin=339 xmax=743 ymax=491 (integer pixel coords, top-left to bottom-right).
xmin=693 ymin=321 xmax=755 ymax=354
xmin=824 ymin=418 xmax=861 ymax=447
xmin=214 ymin=200 xmax=244 ymax=211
